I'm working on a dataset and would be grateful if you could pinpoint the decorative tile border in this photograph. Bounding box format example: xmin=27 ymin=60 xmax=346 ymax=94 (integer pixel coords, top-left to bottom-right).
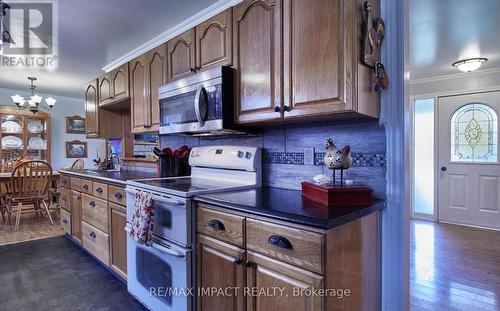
xmin=264 ymin=151 xmax=386 ymax=167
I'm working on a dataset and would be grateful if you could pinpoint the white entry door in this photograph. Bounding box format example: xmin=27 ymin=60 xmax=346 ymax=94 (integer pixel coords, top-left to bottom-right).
xmin=438 ymin=92 xmax=500 ymax=229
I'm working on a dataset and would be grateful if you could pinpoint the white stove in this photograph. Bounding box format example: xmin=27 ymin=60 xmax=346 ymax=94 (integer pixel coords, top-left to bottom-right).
xmin=125 ymin=146 xmax=261 ymax=311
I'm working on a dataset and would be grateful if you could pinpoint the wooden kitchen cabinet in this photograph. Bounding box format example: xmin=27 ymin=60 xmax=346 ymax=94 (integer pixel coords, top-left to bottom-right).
xmin=234 ymin=0 xmax=379 ymax=124
xmin=111 ymin=63 xmax=129 ymax=103
xmin=195 ymin=9 xmax=233 ymax=72
xmin=71 ymin=190 xmax=83 ymax=244
xmin=167 ymin=29 xmax=196 ymax=82
xmin=109 ymin=203 xmax=127 ymax=280
xmin=85 ymin=79 xmax=99 ymax=138
xmin=130 ymin=55 xmax=147 ymax=133
xmin=233 ymin=0 xmax=282 ymax=123
xmin=98 ymin=73 xmax=112 ymax=106
xmin=145 ymin=44 xmax=167 ymax=132
xmin=197 ymin=234 xmax=246 ymax=311
xmin=246 ymin=251 xmax=323 ymax=311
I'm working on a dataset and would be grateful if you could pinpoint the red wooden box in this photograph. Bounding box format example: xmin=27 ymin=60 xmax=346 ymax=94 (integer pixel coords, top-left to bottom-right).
xmin=301 ymin=181 xmax=373 ymax=207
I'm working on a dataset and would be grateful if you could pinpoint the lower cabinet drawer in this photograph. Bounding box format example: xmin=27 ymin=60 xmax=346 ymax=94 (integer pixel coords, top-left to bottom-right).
xmin=71 ymin=177 xmax=81 ymax=191
xmin=196 ymin=206 xmax=245 ymax=247
xmin=108 ymin=185 xmax=126 ymax=206
xmin=60 ymin=175 xmax=71 ymax=189
xmin=82 ymin=221 xmax=110 ymax=265
xmin=81 ymin=194 xmax=108 ymax=233
xmin=80 ymin=179 xmax=93 ymax=195
xmin=60 ymin=209 xmax=71 ymax=235
xmin=246 ymin=218 xmax=324 ymax=274
xmin=60 ymin=188 xmax=71 ymax=212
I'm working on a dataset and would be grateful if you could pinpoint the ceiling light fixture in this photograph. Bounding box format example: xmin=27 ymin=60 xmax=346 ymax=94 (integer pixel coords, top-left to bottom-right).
xmin=11 ymin=77 xmax=57 ymax=114
xmin=452 ymin=57 xmax=488 ymax=73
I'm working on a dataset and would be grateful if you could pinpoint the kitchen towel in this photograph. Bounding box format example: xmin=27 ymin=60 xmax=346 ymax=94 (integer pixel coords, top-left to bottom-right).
xmin=129 ymin=191 xmax=155 ymax=245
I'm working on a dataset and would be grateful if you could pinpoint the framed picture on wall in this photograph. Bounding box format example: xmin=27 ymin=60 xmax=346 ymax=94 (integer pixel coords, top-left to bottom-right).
xmin=66 ymin=116 xmax=86 ymax=134
xmin=66 ymin=140 xmax=88 ymax=158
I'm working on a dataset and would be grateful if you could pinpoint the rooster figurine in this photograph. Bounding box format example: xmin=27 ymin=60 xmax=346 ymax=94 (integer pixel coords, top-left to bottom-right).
xmin=324 ymin=138 xmax=352 ymax=186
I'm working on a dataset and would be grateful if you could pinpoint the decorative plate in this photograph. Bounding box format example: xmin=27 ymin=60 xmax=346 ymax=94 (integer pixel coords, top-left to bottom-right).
xmin=1 ymin=121 xmax=22 ymax=133
xmin=2 ymin=136 xmax=23 ymax=149
xmin=28 ymin=120 xmax=44 ymax=133
xmin=28 ymin=136 xmax=47 ymax=150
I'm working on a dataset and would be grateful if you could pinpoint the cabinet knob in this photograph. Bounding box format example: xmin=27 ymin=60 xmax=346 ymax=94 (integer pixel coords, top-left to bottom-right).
xmin=96 ymin=187 xmax=103 ymax=193
xmin=89 ymin=201 xmax=96 ymax=207
xmin=62 ymin=219 xmax=68 ymax=224
xmin=83 ymin=184 xmax=88 ymax=190
xmin=245 ymin=260 xmax=252 ymax=268
xmin=441 ymin=166 xmax=447 ymax=171
xmin=274 ymin=106 xmax=281 ymax=113
xmin=115 ymin=192 xmax=123 ymax=199
xmin=234 ymin=258 xmax=242 ymax=265
xmin=89 ymin=231 xmax=96 ymax=238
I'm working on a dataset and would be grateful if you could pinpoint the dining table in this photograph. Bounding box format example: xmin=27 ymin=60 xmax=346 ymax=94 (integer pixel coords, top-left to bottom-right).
xmin=0 ymin=171 xmax=60 ymax=192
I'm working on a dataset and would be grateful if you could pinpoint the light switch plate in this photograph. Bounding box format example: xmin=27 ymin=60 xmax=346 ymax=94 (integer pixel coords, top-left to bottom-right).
xmin=304 ymin=147 xmax=315 ymax=165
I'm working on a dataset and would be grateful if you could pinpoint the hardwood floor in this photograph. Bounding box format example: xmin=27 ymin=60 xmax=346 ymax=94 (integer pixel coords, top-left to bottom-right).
xmin=0 ymin=209 xmax=63 ymax=246
xmin=411 ymin=220 xmax=500 ymax=311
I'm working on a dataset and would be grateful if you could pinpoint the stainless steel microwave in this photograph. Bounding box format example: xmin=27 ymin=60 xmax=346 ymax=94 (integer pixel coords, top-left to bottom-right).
xmin=158 ymin=66 xmax=253 ymax=136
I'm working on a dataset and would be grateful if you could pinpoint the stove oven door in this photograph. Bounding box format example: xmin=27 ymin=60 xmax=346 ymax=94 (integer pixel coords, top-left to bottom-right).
xmin=126 ymin=188 xmax=191 ymax=247
xmin=126 ymin=235 xmax=192 ymax=311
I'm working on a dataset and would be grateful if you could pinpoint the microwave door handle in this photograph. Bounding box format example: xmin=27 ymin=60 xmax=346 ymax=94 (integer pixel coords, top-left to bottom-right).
xmin=151 ymin=242 xmax=185 ymax=258
xmin=194 ymin=85 xmax=206 ymax=127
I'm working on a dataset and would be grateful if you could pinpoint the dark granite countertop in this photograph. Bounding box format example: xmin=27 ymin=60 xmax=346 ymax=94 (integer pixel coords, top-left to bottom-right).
xmin=58 ymin=169 xmax=158 ymax=186
xmin=194 ymin=187 xmax=385 ymax=230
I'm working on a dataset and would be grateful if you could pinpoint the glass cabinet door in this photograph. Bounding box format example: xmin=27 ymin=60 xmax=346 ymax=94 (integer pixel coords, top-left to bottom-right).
xmin=26 ymin=118 xmax=48 ymax=161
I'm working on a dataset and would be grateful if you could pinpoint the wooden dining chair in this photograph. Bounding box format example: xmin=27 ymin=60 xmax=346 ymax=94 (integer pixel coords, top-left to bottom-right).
xmin=6 ymin=160 xmax=54 ymax=231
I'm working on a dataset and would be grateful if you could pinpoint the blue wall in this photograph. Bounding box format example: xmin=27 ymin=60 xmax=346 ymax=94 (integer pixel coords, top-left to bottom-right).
xmin=161 ymin=120 xmax=387 ymax=199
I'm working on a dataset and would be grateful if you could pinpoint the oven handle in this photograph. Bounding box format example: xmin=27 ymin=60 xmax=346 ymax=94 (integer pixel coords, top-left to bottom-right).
xmin=151 ymin=194 xmax=185 ymax=207
xmin=151 ymin=242 xmax=185 ymax=258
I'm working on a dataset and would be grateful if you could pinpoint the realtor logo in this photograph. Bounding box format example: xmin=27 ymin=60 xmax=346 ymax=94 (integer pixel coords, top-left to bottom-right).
xmin=0 ymin=0 xmax=58 ymax=69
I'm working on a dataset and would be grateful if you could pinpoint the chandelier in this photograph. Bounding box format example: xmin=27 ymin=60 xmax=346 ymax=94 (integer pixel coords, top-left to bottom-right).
xmin=11 ymin=77 xmax=56 ymax=114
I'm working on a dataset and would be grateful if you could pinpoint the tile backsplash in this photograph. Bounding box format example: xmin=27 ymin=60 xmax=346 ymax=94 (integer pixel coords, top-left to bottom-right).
xmin=160 ymin=120 xmax=387 ymax=199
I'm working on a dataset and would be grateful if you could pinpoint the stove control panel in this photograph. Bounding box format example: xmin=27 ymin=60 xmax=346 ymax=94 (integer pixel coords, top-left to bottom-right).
xmin=189 ymin=146 xmax=261 ymax=172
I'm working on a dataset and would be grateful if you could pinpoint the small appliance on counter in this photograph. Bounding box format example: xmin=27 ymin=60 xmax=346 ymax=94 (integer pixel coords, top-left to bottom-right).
xmin=154 ymin=145 xmax=191 ymax=177
xmin=125 ymin=146 xmax=262 ymax=311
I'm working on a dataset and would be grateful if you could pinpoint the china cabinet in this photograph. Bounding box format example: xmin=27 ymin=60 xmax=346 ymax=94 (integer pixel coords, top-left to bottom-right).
xmin=0 ymin=105 xmax=51 ymax=173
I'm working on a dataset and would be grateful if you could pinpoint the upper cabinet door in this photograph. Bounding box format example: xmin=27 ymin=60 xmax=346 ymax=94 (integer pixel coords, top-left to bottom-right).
xmin=195 ymin=9 xmax=233 ymax=72
xmin=129 ymin=56 xmax=147 ymax=133
xmin=167 ymin=29 xmax=196 ymax=82
xmin=233 ymin=0 xmax=282 ymax=124
xmin=146 ymin=44 xmax=167 ymax=132
xmin=98 ymin=74 xmax=112 ymax=106
xmin=283 ymin=0 xmax=353 ymax=118
xmin=85 ymin=79 xmax=99 ymax=138
xmin=111 ymin=63 xmax=129 ymax=102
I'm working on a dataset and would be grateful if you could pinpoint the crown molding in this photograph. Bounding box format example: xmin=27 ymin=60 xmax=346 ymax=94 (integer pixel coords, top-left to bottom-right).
xmin=409 ymin=68 xmax=500 ymax=85
xmin=102 ymin=0 xmax=242 ymax=72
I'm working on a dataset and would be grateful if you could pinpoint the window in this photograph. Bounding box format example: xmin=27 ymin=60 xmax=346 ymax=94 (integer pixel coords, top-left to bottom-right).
xmin=413 ymin=98 xmax=435 ymax=216
xmin=450 ymin=103 xmax=498 ymax=162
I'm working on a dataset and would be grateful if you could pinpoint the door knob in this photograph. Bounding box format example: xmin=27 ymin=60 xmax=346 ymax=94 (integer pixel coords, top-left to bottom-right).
xmin=441 ymin=167 xmax=447 ymax=171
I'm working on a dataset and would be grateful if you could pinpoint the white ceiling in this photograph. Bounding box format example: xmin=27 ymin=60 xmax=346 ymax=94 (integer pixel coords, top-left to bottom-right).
xmin=410 ymin=0 xmax=500 ymax=80
xmin=0 ymin=0 xmax=218 ymax=99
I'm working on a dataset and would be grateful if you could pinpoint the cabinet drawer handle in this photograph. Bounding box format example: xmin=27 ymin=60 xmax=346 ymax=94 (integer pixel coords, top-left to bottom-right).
xmin=208 ymin=219 xmax=225 ymax=231
xmin=96 ymin=187 xmax=103 ymax=193
xmin=89 ymin=201 xmax=96 ymax=207
xmin=233 ymin=257 xmax=242 ymax=265
xmin=83 ymin=184 xmax=89 ymax=190
xmin=268 ymin=235 xmax=293 ymax=250
xmin=245 ymin=260 xmax=252 ymax=268
xmin=89 ymin=231 xmax=96 ymax=238
xmin=114 ymin=192 xmax=123 ymax=199
xmin=62 ymin=219 xmax=68 ymax=224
